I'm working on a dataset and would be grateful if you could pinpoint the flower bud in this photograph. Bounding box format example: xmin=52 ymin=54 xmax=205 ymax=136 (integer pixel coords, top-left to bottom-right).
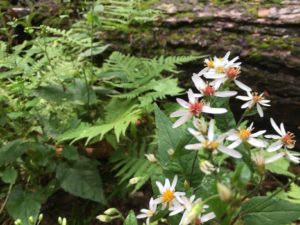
xmin=252 ymin=153 xmax=265 ymax=176
xmin=168 ymin=148 xmax=175 ymax=156
xmin=217 ymin=183 xmax=232 ymax=202
xmin=199 ymin=160 xmax=216 ymax=175
xmin=182 ymin=202 xmax=203 ymax=225
xmin=62 ymin=218 xmax=67 ymax=225
xmin=96 ymin=215 xmax=112 ymax=223
xmin=104 ymin=208 xmax=120 ymax=216
xmin=58 ymin=217 xmax=62 ymax=224
xmin=28 ymin=216 xmax=34 ymax=224
xmin=145 ymin=154 xmax=157 ymax=162
xmin=14 ymin=219 xmax=22 ymax=225
xmin=184 ymin=180 xmax=190 ymax=189
xmin=38 ymin=214 xmax=44 ymax=222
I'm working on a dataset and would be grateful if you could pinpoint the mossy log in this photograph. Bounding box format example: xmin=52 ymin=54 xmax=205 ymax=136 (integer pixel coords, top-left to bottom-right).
xmin=103 ymin=0 xmax=300 ymax=145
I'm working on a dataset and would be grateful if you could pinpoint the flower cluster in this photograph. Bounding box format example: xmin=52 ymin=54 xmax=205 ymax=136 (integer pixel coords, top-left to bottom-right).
xmin=170 ymin=51 xmax=298 ymax=166
xmin=137 ymin=176 xmax=215 ymax=225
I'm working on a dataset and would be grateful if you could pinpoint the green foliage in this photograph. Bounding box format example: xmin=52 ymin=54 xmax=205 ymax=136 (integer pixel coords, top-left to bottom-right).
xmin=124 ymin=210 xmax=138 ymax=225
xmin=241 ymin=196 xmax=300 ymax=225
xmin=56 ymin=157 xmax=106 ymax=204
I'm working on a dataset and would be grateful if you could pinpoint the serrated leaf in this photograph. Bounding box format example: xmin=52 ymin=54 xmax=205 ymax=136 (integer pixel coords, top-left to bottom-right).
xmin=56 ymin=157 xmax=106 ymax=204
xmin=0 ymin=140 xmax=28 ymax=166
xmin=241 ymin=196 xmax=300 ymax=225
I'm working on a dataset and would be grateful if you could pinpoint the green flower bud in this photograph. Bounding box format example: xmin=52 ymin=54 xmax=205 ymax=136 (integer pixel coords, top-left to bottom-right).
xmin=38 ymin=214 xmax=44 ymax=222
xmin=28 ymin=216 xmax=34 ymax=224
xmin=217 ymin=182 xmax=232 ymax=202
xmin=96 ymin=215 xmax=112 ymax=223
xmin=104 ymin=208 xmax=120 ymax=216
xmin=168 ymin=148 xmax=175 ymax=156
xmin=14 ymin=219 xmax=22 ymax=225
xmin=58 ymin=217 xmax=62 ymax=224
xmin=62 ymin=218 xmax=67 ymax=225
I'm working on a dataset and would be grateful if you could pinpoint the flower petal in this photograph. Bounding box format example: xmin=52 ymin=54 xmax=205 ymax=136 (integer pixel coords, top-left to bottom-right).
xmin=265 ymin=152 xmax=285 ymax=164
xmin=176 ymin=98 xmax=190 ymax=108
xmin=172 ymin=114 xmax=192 ymax=128
xmin=192 ymin=75 xmax=206 ymax=90
xmin=170 ymin=110 xmax=188 ymax=118
xmin=208 ymin=119 xmax=215 ymax=141
xmin=214 ymin=91 xmax=237 ymax=97
xmin=267 ymin=140 xmax=283 ymax=152
xmin=227 ymin=139 xmax=242 ymax=149
xmin=201 ymin=212 xmax=216 ymax=223
xmin=202 ymin=106 xmax=227 ymax=114
xmin=251 ymin=130 xmax=266 ymax=137
xmin=185 ymin=143 xmax=203 ymax=150
xmin=270 ymin=118 xmax=283 ymax=136
xmin=257 ymin=104 xmax=264 ymax=117
xmin=234 ymin=79 xmax=252 ymax=92
xmin=218 ymin=145 xmax=242 ymax=158
xmin=247 ymin=137 xmax=267 ymax=148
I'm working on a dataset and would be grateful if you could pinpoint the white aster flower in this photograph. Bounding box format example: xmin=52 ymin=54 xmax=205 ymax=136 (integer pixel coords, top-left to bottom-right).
xmin=265 ymin=118 xmax=296 ymax=152
xmin=185 ymin=119 xmax=242 ymax=158
xmin=155 ymin=175 xmax=185 ymax=209
xmin=192 ymin=75 xmax=237 ymax=98
xmin=202 ymin=52 xmax=251 ymax=92
xmin=169 ymin=196 xmax=215 ymax=225
xmin=137 ymin=197 xmax=157 ymax=225
xmin=227 ymin=122 xmax=267 ymax=149
xmin=170 ymin=89 xmax=227 ymax=128
xmin=236 ymin=92 xmax=271 ymax=117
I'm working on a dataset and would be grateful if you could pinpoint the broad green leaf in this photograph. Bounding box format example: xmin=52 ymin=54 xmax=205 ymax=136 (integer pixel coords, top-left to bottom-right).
xmin=56 ymin=157 xmax=106 ymax=204
xmin=231 ymin=163 xmax=251 ymax=189
xmin=276 ymin=183 xmax=300 ymax=204
xmin=6 ymin=186 xmax=43 ymax=225
xmin=124 ymin=210 xmax=138 ymax=225
xmin=154 ymin=104 xmax=188 ymax=164
xmin=1 ymin=167 xmax=18 ymax=184
xmin=241 ymin=196 xmax=300 ymax=225
xmin=0 ymin=140 xmax=27 ymax=166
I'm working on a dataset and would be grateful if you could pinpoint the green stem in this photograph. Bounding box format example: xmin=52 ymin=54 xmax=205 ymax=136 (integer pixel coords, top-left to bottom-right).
xmin=0 ymin=183 xmax=13 ymax=214
xmin=237 ymin=108 xmax=250 ymax=126
xmin=190 ymin=151 xmax=198 ymax=186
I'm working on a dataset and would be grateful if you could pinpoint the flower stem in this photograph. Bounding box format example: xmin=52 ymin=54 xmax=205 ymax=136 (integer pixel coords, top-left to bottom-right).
xmin=237 ymin=108 xmax=250 ymax=126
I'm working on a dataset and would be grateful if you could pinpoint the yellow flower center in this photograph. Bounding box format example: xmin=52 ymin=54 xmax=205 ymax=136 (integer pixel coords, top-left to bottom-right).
xmin=206 ymin=59 xmax=214 ymax=68
xmin=215 ymin=66 xmax=225 ymax=74
xmin=239 ymin=129 xmax=251 ymax=140
xmin=162 ymin=189 xmax=174 ymax=203
xmin=147 ymin=210 xmax=154 ymax=217
xmin=204 ymin=140 xmax=219 ymax=150
xmin=252 ymin=92 xmax=263 ymax=103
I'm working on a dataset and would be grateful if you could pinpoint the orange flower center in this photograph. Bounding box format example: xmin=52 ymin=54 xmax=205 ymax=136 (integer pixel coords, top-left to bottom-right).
xmin=239 ymin=129 xmax=251 ymax=140
xmin=203 ymin=85 xmax=215 ymax=96
xmin=189 ymin=102 xmax=203 ymax=116
xmin=226 ymin=67 xmax=240 ymax=79
xmin=162 ymin=189 xmax=174 ymax=203
xmin=282 ymin=132 xmax=296 ymax=147
xmin=252 ymin=92 xmax=263 ymax=103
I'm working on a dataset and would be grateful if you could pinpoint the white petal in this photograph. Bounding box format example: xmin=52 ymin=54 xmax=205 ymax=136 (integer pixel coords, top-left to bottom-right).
xmin=227 ymin=139 xmax=242 ymax=149
xmin=188 ymin=128 xmax=205 ymax=142
xmin=265 ymin=134 xmax=281 ymax=139
xmin=251 ymin=130 xmax=266 ymax=137
xmin=241 ymin=101 xmax=252 ymax=109
xmin=137 ymin=214 xmax=148 ymax=219
xmin=211 ymin=78 xmax=226 ymax=89
xmin=286 ymin=152 xmax=300 ymax=164
xmin=170 ymin=110 xmax=188 ymax=118
xmin=141 ymin=209 xmax=149 ymax=214
xmin=214 ymin=91 xmax=237 ymax=97
xmin=208 ymin=119 xmax=215 ymax=141
xmin=187 ymin=89 xmax=195 ymax=104
xmin=236 ymin=95 xmax=252 ymax=101
xmin=192 ymin=75 xmax=206 ymax=90
xmin=218 ymin=145 xmax=242 ymax=158
xmin=202 ymin=106 xmax=227 ymax=114
xmin=270 ymin=118 xmax=283 ymax=136
xmin=257 ymin=104 xmax=264 ymax=117
xmin=224 ymin=51 xmax=231 ymax=60
xmin=171 ymin=175 xmax=178 ymax=190
xmin=265 ymin=152 xmax=285 ymax=164
xmin=176 ymin=98 xmax=190 ymax=108
xmin=172 ymin=114 xmax=192 ymax=128
xmin=201 ymin=212 xmax=216 ymax=222
xmin=165 ymin=178 xmax=171 ymax=189
xmin=267 ymin=140 xmax=283 ymax=152
xmin=185 ymin=143 xmax=203 ymax=150
xmin=226 ymin=133 xmax=240 ymax=141
xmin=169 ymin=207 xmax=184 ymax=216
xmin=156 ymin=182 xmax=164 ymax=193
xmin=280 ymin=123 xmax=286 ymax=135
xmin=204 ymin=73 xmax=226 ymax=79
xmin=234 ymin=80 xmax=252 ymax=92
xmin=247 ymin=137 xmax=267 ymax=148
